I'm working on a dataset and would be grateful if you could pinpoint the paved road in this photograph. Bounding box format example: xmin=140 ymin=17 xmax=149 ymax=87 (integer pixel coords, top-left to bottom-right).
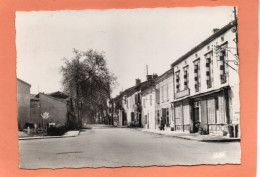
xmin=19 ymin=125 xmax=241 ymax=169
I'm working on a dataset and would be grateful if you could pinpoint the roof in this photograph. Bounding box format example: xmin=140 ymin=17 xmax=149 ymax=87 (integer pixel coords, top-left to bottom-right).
xmin=171 ymin=20 xmax=237 ymax=67
xmin=37 ymin=92 xmax=69 ymax=104
xmin=30 ymin=94 xmax=39 ymax=101
xmin=17 ymin=78 xmax=31 ymax=87
xmin=154 ymin=69 xmax=173 ymax=83
xmin=47 ymin=91 xmax=69 ymax=99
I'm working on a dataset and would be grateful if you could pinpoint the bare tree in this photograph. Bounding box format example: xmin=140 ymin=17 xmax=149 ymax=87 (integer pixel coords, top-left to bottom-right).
xmin=60 ymin=49 xmax=117 ymax=127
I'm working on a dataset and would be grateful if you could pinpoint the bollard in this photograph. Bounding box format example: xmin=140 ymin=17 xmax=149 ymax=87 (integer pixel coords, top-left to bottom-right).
xmin=27 ymin=126 xmax=30 ymax=135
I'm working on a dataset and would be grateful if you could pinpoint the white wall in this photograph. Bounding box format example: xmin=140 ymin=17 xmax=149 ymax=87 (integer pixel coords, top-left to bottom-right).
xmin=173 ymin=27 xmax=239 ymax=124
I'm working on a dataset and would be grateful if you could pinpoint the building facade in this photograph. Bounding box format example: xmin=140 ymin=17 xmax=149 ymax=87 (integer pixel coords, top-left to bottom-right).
xmin=38 ymin=92 xmax=75 ymax=128
xmin=30 ymin=94 xmax=41 ymax=128
xmin=17 ymin=78 xmax=31 ymax=130
xmin=141 ymin=84 xmax=156 ymax=129
xmin=171 ymin=21 xmax=240 ymax=137
xmin=155 ymin=69 xmax=174 ymax=131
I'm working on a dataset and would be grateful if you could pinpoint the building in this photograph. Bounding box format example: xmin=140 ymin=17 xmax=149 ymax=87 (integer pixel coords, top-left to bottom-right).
xmin=124 ymin=79 xmax=143 ymax=127
xmin=117 ymin=75 xmax=157 ymax=127
xmin=17 ymin=78 xmax=31 ymax=130
xmin=30 ymin=94 xmax=41 ymax=128
xmin=141 ymin=79 xmax=156 ymax=129
xmin=171 ymin=20 xmax=240 ymax=137
xmin=155 ymin=69 xmax=174 ymax=131
xmin=37 ymin=91 xmax=75 ymax=129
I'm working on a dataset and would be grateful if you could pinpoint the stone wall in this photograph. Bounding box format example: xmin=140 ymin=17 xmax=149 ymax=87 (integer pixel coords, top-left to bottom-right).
xmin=17 ymin=79 xmax=31 ymax=130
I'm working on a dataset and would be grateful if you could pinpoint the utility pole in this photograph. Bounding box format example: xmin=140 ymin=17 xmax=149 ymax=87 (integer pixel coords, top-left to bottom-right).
xmin=146 ymin=65 xmax=148 ymax=75
xmin=233 ymin=7 xmax=239 ymax=58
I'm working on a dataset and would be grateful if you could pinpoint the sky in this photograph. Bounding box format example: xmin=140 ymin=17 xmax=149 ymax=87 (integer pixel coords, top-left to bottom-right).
xmin=16 ymin=7 xmax=235 ymax=97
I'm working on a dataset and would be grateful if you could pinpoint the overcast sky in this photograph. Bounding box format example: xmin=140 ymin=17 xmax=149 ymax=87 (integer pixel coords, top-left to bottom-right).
xmin=16 ymin=7 xmax=235 ymax=97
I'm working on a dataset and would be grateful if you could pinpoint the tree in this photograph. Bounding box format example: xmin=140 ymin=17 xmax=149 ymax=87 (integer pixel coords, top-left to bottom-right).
xmin=60 ymin=49 xmax=117 ymax=127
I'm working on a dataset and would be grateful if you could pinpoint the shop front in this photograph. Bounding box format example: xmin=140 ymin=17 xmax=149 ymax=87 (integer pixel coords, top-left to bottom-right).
xmin=173 ymin=87 xmax=233 ymax=135
xmin=190 ymin=87 xmax=230 ymax=135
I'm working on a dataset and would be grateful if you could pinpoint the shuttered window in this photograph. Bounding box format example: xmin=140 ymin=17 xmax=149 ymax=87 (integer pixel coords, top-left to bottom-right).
xmin=175 ymin=105 xmax=182 ymax=125
xmin=183 ymin=104 xmax=190 ymax=125
xmin=218 ymin=96 xmax=226 ymax=123
xmin=205 ymin=52 xmax=212 ymax=88
xmin=219 ymin=47 xmax=227 ymax=84
xmin=207 ymin=98 xmax=216 ymax=124
xmin=183 ymin=67 xmax=189 ymax=89
xmin=175 ymin=71 xmax=180 ymax=92
xmin=193 ymin=60 xmax=200 ymax=92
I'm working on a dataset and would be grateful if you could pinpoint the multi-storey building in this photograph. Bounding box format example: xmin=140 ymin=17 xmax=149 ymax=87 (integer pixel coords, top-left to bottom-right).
xmin=122 ymin=79 xmax=143 ymax=127
xmin=171 ymin=20 xmax=240 ymax=137
xmin=141 ymin=74 xmax=157 ymax=129
xmin=155 ymin=69 xmax=174 ymax=131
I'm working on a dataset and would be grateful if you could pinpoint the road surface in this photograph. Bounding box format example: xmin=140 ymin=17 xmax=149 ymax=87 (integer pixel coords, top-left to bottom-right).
xmin=19 ymin=125 xmax=241 ymax=169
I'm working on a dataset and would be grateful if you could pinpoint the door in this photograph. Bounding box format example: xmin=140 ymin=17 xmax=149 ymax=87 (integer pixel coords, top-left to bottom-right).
xmin=162 ymin=108 xmax=167 ymax=126
xmin=194 ymin=107 xmax=200 ymax=132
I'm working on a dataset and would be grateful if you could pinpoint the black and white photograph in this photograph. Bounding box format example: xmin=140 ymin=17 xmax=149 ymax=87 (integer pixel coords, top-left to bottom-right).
xmin=16 ymin=6 xmax=241 ymax=169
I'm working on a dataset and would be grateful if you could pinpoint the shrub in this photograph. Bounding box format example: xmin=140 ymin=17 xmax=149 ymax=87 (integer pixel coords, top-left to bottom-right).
xmin=47 ymin=126 xmax=67 ymax=136
xmin=23 ymin=123 xmax=35 ymax=129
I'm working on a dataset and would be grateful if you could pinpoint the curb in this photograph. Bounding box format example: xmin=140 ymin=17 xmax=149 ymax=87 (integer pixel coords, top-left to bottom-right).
xmin=141 ymin=130 xmax=240 ymax=142
xmin=19 ymin=131 xmax=80 ymax=140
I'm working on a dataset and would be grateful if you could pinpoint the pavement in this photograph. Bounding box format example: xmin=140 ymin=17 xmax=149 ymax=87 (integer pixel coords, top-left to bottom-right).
xmin=18 ymin=130 xmax=80 ymax=140
xmin=141 ymin=129 xmax=240 ymax=142
xmin=19 ymin=125 xmax=241 ymax=169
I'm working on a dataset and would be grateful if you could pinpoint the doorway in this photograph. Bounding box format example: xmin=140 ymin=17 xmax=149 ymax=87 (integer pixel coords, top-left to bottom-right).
xmin=193 ymin=101 xmax=200 ymax=132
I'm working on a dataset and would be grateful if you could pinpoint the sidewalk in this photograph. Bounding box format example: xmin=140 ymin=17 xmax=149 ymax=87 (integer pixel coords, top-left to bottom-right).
xmin=18 ymin=130 xmax=80 ymax=140
xmin=141 ymin=129 xmax=240 ymax=142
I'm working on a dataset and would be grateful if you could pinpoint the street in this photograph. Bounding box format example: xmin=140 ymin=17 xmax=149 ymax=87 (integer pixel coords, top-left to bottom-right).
xmin=19 ymin=125 xmax=241 ymax=169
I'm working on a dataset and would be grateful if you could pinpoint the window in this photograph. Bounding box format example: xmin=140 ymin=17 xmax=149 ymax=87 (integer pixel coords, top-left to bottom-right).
xmin=183 ymin=66 xmax=189 ymax=89
xmin=157 ymin=110 xmax=160 ymax=124
xmin=193 ymin=60 xmax=200 ymax=92
xmin=161 ymin=86 xmax=164 ymax=102
xmin=150 ymin=95 xmax=152 ymax=105
xmin=166 ymin=84 xmax=169 ymax=101
xmin=219 ymin=50 xmax=227 ymax=84
xmin=166 ymin=108 xmax=169 ymax=126
xmin=175 ymin=71 xmax=180 ymax=92
xmin=156 ymin=89 xmax=160 ymax=104
xmin=183 ymin=104 xmax=190 ymax=125
xmin=207 ymin=98 xmax=216 ymax=124
xmin=217 ymin=96 xmax=226 ymax=123
xmin=143 ymin=98 xmax=146 ymax=108
xmin=205 ymin=52 xmax=213 ymax=88
xmin=145 ymin=115 xmax=147 ymax=124
xmin=175 ymin=105 xmax=181 ymax=125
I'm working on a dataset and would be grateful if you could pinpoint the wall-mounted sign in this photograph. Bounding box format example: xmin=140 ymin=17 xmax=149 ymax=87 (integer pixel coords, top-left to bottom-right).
xmin=175 ymin=89 xmax=190 ymax=99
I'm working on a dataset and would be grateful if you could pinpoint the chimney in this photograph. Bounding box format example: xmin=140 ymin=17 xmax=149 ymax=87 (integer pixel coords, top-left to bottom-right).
xmin=152 ymin=73 xmax=158 ymax=80
xmin=213 ymin=28 xmax=219 ymax=33
xmin=146 ymin=75 xmax=153 ymax=82
xmin=136 ymin=79 xmax=141 ymax=86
